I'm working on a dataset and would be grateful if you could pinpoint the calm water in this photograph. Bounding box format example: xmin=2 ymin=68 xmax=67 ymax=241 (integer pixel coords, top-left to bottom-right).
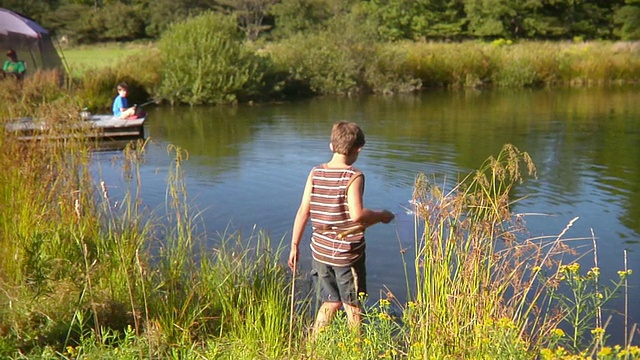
xmin=94 ymin=87 xmax=640 ymax=343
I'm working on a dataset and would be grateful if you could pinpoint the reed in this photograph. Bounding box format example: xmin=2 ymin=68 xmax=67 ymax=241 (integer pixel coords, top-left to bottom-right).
xmin=1 ymin=73 xmax=637 ymax=358
xmin=267 ymin=40 xmax=640 ymax=94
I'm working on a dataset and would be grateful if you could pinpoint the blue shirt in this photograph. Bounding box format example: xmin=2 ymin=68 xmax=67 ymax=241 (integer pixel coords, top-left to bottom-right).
xmin=112 ymin=95 xmax=128 ymax=116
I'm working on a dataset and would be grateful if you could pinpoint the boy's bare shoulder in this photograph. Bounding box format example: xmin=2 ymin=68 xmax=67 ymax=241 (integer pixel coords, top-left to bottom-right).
xmin=351 ymin=166 xmax=363 ymax=175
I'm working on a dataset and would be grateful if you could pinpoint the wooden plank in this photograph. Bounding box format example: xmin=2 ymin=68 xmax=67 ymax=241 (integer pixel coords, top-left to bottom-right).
xmin=5 ymin=114 xmax=146 ymax=142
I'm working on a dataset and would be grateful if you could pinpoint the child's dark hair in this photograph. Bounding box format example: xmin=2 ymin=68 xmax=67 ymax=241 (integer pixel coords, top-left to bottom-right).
xmin=117 ymin=82 xmax=129 ymax=91
xmin=331 ymin=122 xmax=365 ymax=155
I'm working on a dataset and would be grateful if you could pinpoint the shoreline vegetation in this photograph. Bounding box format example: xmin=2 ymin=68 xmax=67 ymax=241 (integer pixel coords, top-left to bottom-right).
xmin=1 ymin=13 xmax=639 ymax=358
xmin=54 ymin=21 xmax=640 ymax=110
xmin=1 ymin=87 xmax=638 ymax=358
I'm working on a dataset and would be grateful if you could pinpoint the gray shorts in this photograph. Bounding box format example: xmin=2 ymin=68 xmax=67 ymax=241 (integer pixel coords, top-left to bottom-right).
xmin=311 ymin=255 xmax=366 ymax=306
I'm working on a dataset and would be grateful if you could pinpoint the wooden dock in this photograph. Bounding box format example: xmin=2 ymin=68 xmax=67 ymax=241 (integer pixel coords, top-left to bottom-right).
xmin=5 ymin=114 xmax=146 ymax=142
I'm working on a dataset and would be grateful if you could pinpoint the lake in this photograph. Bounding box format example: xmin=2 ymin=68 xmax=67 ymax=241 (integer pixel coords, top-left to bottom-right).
xmin=93 ymin=87 xmax=640 ymax=344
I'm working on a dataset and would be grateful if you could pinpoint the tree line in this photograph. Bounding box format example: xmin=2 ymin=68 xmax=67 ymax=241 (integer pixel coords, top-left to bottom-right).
xmin=2 ymin=0 xmax=640 ymax=44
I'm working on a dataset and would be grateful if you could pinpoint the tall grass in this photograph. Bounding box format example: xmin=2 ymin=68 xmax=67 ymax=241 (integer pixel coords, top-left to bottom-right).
xmin=1 ymin=73 xmax=637 ymax=358
xmin=267 ymin=40 xmax=640 ymax=94
xmin=401 ymin=145 xmax=544 ymax=358
xmin=57 ymin=39 xmax=640 ymax=105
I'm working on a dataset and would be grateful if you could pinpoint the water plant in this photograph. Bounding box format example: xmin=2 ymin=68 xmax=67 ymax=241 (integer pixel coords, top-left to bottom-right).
xmin=1 ymin=72 xmax=636 ymax=358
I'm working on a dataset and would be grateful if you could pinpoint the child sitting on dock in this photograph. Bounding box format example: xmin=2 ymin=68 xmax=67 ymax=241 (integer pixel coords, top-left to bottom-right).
xmin=112 ymin=82 xmax=137 ymax=119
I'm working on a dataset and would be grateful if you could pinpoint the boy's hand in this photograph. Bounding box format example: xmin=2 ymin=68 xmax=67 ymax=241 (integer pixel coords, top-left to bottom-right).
xmin=288 ymin=245 xmax=299 ymax=271
xmin=380 ymin=210 xmax=395 ymax=224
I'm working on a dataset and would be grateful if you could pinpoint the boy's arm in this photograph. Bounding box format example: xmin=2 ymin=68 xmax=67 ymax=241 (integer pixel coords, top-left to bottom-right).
xmin=288 ymin=171 xmax=313 ymax=271
xmin=347 ymin=174 xmax=394 ymax=227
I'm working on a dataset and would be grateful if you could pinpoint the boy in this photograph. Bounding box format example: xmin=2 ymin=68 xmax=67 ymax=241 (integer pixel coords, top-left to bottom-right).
xmin=112 ymin=82 xmax=137 ymax=118
xmin=288 ymin=121 xmax=395 ymax=334
xmin=2 ymin=49 xmax=26 ymax=80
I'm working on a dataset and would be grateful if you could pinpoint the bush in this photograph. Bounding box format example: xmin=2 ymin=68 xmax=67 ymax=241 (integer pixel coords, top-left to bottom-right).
xmin=75 ymin=48 xmax=160 ymax=112
xmin=266 ymin=13 xmax=385 ymax=95
xmin=157 ymin=12 xmax=268 ymax=105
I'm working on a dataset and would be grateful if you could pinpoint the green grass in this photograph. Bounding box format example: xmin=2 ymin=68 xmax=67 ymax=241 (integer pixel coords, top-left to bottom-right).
xmin=2 ymin=61 xmax=639 ymax=360
xmin=59 ymin=42 xmax=157 ymax=77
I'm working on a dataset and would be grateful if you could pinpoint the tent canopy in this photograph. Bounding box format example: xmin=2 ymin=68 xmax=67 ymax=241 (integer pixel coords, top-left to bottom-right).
xmin=0 ymin=8 xmax=64 ymax=73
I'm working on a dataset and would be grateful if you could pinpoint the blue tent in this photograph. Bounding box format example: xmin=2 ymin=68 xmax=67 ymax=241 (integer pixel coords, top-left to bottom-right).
xmin=0 ymin=8 xmax=64 ymax=73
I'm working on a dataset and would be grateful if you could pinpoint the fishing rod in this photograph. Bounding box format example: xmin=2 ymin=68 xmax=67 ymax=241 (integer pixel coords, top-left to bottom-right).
xmin=318 ymin=200 xmax=422 ymax=239
xmin=135 ymin=98 xmax=161 ymax=108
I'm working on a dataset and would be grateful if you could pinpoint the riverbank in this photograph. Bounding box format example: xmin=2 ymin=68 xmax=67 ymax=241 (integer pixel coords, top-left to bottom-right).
xmin=1 ymin=86 xmax=638 ymax=358
xmin=58 ymin=38 xmax=640 ymax=110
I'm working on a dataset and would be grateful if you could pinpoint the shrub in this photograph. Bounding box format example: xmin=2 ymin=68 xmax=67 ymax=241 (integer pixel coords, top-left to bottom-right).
xmin=157 ymin=12 xmax=268 ymax=105
xmin=75 ymin=49 xmax=160 ymax=113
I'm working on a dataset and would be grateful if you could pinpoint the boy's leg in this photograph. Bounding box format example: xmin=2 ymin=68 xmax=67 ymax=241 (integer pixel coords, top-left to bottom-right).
xmin=312 ymin=259 xmax=342 ymax=335
xmin=337 ymin=255 xmax=366 ymax=330
xmin=343 ymin=302 xmax=361 ymax=329
xmin=120 ymin=107 xmax=136 ymax=118
xmin=313 ymin=301 xmax=341 ymax=335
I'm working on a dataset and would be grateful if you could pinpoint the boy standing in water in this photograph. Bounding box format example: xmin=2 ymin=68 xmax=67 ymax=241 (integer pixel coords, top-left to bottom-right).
xmin=288 ymin=121 xmax=395 ymax=334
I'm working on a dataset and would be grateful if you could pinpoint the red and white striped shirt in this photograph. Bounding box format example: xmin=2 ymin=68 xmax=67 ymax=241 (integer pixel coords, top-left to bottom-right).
xmin=309 ymin=164 xmax=365 ymax=267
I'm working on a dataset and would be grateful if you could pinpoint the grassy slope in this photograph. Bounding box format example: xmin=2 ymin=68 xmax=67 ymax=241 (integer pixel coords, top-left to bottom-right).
xmin=59 ymin=42 xmax=156 ymax=77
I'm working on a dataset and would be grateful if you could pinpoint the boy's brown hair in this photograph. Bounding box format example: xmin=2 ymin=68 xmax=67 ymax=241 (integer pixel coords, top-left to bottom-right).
xmin=331 ymin=121 xmax=365 ymax=155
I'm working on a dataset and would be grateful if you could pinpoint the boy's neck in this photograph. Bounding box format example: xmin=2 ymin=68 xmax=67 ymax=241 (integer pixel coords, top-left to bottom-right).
xmin=327 ymin=152 xmax=357 ymax=167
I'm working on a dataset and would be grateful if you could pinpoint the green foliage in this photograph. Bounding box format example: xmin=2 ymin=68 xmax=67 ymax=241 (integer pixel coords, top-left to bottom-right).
xmin=540 ymin=264 xmax=630 ymax=352
xmin=74 ymin=48 xmax=159 ymax=113
xmin=97 ymin=3 xmax=147 ymax=41
xmin=43 ymin=3 xmax=147 ymax=44
xmin=615 ymin=3 xmax=640 ymax=40
xmin=141 ymin=0 xmax=209 ymax=38
xmin=268 ymin=0 xmax=333 ymax=39
xmin=158 ymin=12 xmax=268 ymax=105
xmin=5 ymin=0 xmax=635 ymax=43
xmin=363 ymin=43 xmax=422 ymax=94
xmin=2 ymin=72 xmax=640 ymax=359
xmin=266 ymin=12 xmax=386 ymax=95
xmin=217 ymin=0 xmax=278 ymax=41
xmin=359 ymin=0 xmax=466 ymax=41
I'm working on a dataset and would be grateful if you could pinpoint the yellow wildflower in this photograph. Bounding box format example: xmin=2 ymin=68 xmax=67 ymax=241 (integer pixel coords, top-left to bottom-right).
xmin=597 ymin=346 xmax=612 ymax=357
xmin=539 ymin=348 xmax=553 ymax=359
xmin=66 ymin=346 xmax=77 ymax=357
xmin=552 ymin=328 xmax=565 ymax=337
xmin=568 ymin=263 xmax=580 ymax=273
xmin=617 ymin=269 xmax=632 ymax=278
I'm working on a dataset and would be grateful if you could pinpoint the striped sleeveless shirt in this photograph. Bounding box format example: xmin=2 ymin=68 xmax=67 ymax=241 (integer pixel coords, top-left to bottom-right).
xmin=309 ymin=164 xmax=365 ymax=267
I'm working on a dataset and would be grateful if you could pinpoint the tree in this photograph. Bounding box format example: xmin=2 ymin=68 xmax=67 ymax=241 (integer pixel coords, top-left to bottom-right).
xmin=568 ymin=0 xmax=624 ymax=39
xmin=269 ymin=0 xmax=332 ymax=39
xmin=217 ymin=0 xmax=278 ymax=40
xmin=0 ymin=0 xmax=58 ymax=23
xmin=463 ymin=0 xmax=619 ymax=40
xmin=140 ymin=0 xmax=211 ymax=38
xmin=360 ymin=0 xmax=466 ymax=41
xmin=158 ymin=12 xmax=267 ymax=105
xmin=614 ymin=0 xmax=640 ymax=40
